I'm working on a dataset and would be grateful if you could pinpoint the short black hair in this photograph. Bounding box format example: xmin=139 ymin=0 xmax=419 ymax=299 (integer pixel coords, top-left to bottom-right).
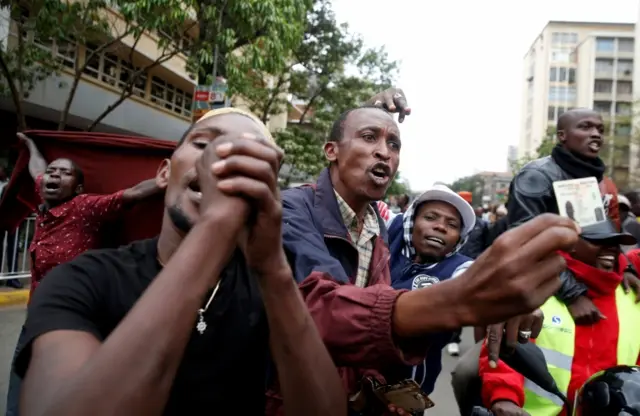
xmin=65 ymin=159 xmax=85 ymax=186
xmin=73 ymin=162 xmax=85 ymax=186
xmin=327 ymin=105 xmax=392 ymax=143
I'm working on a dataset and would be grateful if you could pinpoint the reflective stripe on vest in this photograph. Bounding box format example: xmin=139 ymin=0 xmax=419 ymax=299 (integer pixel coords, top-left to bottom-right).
xmin=523 ymin=287 xmax=640 ymax=416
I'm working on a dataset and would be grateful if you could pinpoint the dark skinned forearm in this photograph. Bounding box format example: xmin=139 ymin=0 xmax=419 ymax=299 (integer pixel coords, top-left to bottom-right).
xmin=121 ymin=178 xmax=162 ymax=206
xmin=42 ymin=211 xmax=245 ymax=416
xmin=22 ymin=136 xmax=47 ymax=179
xmin=259 ymin=267 xmax=347 ymax=416
xmin=393 ymin=278 xmax=467 ymax=337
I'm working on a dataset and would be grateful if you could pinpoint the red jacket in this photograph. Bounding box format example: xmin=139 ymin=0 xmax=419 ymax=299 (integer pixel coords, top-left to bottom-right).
xmin=479 ymin=253 xmax=640 ymax=415
xmin=265 ymin=168 xmax=429 ymax=415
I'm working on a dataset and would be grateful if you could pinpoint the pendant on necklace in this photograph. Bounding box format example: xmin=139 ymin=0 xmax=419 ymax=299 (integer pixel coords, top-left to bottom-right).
xmin=196 ymin=309 xmax=207 ymax=334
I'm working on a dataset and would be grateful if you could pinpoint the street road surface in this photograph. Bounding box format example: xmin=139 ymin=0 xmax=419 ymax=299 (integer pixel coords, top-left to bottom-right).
xmin=0 ymin=306 xmax=474 ymax=415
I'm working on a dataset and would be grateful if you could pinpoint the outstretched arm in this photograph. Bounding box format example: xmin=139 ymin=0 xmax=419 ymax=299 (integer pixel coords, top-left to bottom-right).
xmin=18 ymin=133 xmax=47 ymax=179
xmin=121 ymin=178 xmax=164 ymax=206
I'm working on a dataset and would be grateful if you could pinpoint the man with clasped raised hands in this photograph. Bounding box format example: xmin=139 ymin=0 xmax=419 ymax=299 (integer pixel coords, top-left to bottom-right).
xmin=14 ymin=108 xmax=347 ymax=416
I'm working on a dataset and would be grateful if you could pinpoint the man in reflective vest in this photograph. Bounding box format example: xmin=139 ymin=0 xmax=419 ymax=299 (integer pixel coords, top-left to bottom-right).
xmin=478 ymin=219 xmax=640 ymax=416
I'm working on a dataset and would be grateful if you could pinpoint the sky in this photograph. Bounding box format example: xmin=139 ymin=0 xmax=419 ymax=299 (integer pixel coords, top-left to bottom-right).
xmin=332 ymin=0 xmax=638 ymax=192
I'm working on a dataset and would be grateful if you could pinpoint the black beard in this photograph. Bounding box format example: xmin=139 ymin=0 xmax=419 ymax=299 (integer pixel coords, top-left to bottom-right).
xmin=168 ymin=203 xmax=194 ymax=234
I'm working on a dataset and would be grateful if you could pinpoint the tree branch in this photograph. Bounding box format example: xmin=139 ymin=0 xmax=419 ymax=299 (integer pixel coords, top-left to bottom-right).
xmin=298 ymin=86 xmax=325 ymax=125
xmin=0 ymin=49 xmax=27 ymax=130
xmin=58 ymin=22 xmax=136 ymax=130
xmin=261 ymin=72 xmax=288 ymax=123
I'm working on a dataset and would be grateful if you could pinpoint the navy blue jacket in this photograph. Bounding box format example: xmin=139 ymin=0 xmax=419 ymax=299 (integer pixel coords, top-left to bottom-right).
xmin=271 ymin=168 xmax=430 ymax=410
xmin=387 ymin=214 xmax=472 ymax=394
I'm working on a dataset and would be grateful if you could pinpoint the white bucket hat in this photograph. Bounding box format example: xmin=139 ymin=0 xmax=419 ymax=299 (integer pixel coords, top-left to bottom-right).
xmin=412 ymin=184 xmax=476 ymax=238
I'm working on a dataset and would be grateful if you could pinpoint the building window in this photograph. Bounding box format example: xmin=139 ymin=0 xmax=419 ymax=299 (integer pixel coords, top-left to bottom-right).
xmin=594 ymin=80 xmax=613 ymax=93
xmin=548 ymin=86 xmax=576 ymax=102
xmin=557 ymin=106 xmax=567 ymax=117
xmin=616 ymin=102 xmax=632 ymax=116
xmin=568 ymin=68 xmax=576 ymax=84
xmin=549 ymin=67 xmax=557 ymax=82
xmin=595 ymin=59 xmax=614 ymax=75
xmin=596 ymin=37 xmax=615 ymax=52
xmin=548 ymin=106 xmax=568 ymax=122
xmin=552 ymin=32 xmax=578 ymax=45
xmin=83 ymin=44 xmax=101 ymax=79
xmin=551 ymin=49 xmax=570 ymax=63
xmin=558 ymin=67 xmax=567 ymax=82
xmin=593 ymin=101 xmax=612 ymax=114
xmin=101 ymin=52 xmax=119 ymax=87
xmin=149 ymin=76 xmax=193 ymax=117
xmin=617 ymin=81 xmax=632 ymax=95
xmin=615 ymin=123 xmax=631 ymax=136
xmin=618 ymin=38 xmax=634 ymax=52
xmin=119 ymin=60 xmax=147 ymax=98
xmin=617 ymin=59 xmax=633 ymax=76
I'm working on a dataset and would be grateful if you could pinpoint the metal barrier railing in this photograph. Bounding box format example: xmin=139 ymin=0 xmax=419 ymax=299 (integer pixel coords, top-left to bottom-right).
xmin=0 ymin=216 xmax=35 ymax=281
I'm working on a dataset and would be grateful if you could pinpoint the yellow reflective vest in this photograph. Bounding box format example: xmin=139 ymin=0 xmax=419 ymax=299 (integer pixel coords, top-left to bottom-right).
xmin=522 ymin=287 xmax=640 ymax=416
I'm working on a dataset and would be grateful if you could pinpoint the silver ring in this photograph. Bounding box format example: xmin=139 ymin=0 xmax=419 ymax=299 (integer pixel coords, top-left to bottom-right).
xmin=374 ymin=99 xmax=383 ymax=106
xmin=393 ymin=92 xmax=403 ymax=99
xmin=518 ymin=330 xmax=532 ymax=339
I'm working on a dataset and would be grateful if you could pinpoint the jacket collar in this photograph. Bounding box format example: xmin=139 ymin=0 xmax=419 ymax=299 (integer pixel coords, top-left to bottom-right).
xmin=313 ymin=168 xmax=388 ymax=242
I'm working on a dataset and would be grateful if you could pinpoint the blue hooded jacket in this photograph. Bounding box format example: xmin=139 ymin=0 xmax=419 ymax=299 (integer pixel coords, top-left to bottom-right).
xmin=388 ymin=206 xmax=473 ymax=395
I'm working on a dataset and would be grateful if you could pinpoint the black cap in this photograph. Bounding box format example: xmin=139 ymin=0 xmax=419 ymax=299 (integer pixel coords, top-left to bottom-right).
xmin=581 ymin=220 xmax=637 ymax=246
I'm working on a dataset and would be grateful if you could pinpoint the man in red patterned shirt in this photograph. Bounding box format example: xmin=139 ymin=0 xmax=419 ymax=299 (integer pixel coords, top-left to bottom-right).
xmin=19 ymin=133 xmax=164 ymax=296
xmin=5 ymin=133 xmax=164 ymax=416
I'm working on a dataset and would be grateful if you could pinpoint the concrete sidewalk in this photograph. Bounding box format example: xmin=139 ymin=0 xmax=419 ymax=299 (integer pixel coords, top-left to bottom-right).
xmin=0 ymin=288 xmax=29 ymax=307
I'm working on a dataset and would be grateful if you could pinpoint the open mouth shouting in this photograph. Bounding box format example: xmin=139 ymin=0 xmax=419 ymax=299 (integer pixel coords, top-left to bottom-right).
xmin=187 ymin=178 xmax=203 ymax=204
xmin=587 ymin=139 xmax=602 ymax=154
xmin=368 ymin=162 xmax=391 ymax=186
xmin=596 ymin=248 xmax=618 ymax=270
xmin=424 ymin=236 xmax=446 ymax=249
xmin=43 ymin=180 xmax=61 ymax=194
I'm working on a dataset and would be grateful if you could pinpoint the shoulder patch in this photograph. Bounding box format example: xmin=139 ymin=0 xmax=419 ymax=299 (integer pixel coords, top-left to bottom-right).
xmin=513 ymin=169 xmax=552 ymax=198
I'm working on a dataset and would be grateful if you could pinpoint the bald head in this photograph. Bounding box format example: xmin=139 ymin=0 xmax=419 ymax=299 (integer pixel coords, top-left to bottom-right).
xmin=556 ymin=108 xmax=600 ymax=131
xmin=556 ymin=108 xmax=604 ymax=159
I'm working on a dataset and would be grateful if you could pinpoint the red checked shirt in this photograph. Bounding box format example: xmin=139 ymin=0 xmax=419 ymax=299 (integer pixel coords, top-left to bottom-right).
xmin=29 ymin=175 xmax=125 ymax=297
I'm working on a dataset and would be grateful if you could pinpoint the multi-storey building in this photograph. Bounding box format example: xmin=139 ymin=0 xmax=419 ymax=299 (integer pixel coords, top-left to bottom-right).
xmin=507 ymin=145 xmax=518 ymax=171
xmin=0 ymin=6 xmax=287 ymax=144
xmin=519 ymin=21 xmax=635 ymax=187
xmin=474 ymin=171 xmax=513 ymax=205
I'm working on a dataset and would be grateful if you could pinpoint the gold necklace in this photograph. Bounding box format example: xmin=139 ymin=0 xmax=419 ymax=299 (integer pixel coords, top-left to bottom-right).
xmin=158 ymin=256 xmax=222 ymax=335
